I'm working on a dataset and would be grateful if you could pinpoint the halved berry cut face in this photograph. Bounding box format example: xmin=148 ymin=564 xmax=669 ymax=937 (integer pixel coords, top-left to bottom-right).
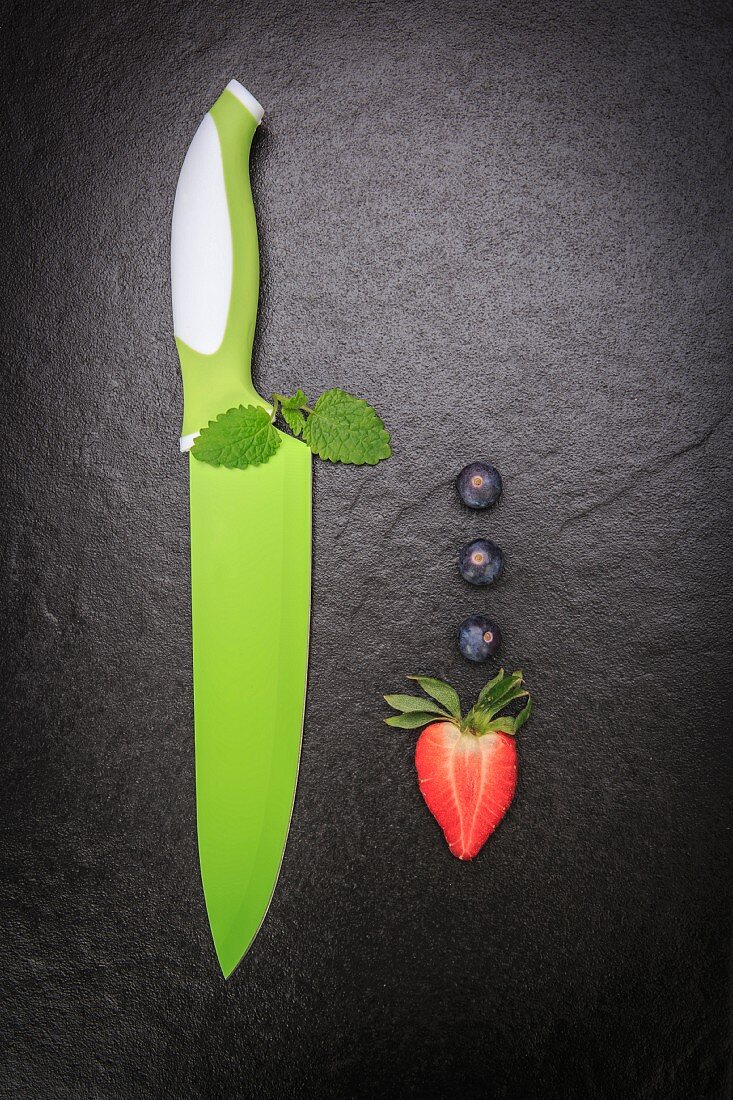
xmin=458 ymin=539 xmax=504 ymax=586
xmin=415 ymin=723 xmax=517 ymax=859
xmin=456 ymin=462 xmax=502 ymax=509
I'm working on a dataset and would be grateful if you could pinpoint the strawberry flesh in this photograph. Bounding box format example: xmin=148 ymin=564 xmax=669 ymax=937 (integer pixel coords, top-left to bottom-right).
xmin=415 ymin=721 xmax=517 ymax=860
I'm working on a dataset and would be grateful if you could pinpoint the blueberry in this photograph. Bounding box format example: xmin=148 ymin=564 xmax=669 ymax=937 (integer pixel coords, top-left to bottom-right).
xmin=459 ymin=615 xmax=502 ymax=662
xmin=456 ymin=462 xmax=502 ymax=509
xmin=458 ymin=539 xmax=504 ymax=586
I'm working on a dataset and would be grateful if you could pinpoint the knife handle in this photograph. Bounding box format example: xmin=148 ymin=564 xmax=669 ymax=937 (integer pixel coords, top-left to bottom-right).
xmin=172 ymin=81 xmax=265 ymax=441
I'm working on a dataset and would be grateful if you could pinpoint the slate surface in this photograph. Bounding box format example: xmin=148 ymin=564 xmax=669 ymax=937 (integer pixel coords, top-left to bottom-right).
xmin=1 ymin=1 xmax=731 ymax=1097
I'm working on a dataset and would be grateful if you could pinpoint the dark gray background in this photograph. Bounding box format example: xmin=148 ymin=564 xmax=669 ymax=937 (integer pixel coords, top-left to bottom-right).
xmin=1 ymin=1 xmax=731 ymax=1096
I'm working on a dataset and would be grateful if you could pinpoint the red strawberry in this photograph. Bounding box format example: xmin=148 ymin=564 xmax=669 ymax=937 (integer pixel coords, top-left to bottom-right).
xmin=414 ymin=722 xmax=517 ymax=859
xmin=384 ymin=671 xmax=532 ymax=860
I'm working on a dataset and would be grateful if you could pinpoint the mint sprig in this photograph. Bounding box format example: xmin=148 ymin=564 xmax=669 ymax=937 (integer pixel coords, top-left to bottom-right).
xmin=192 ymin=388 xmax=391 ymax=471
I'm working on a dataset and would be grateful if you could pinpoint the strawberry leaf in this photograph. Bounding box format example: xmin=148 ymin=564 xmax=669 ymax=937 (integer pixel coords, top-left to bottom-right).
xmin=478 ymin=670 xmax=521 ymax=707
xmin=301 ymin=388 xmax=391 ymax=465
xmin=192 ymin=405 xmax=281 ymax=470
xmin=478 ymin=669 xmax=506 ymax=702
xmin=381 ymin=669 xmax=531 ymax=740
xmin=479 ymin=672 xmax=523 ymax=711
xmin=408 ymin=676 xmax=462 ymax=721
xmin=476 ymin=688 xmax=529 ymax=723
xmin=484 ymin=716 xmax=516 ymax=735
xmin=385 ymin=712 xmax=444 ymax=729
xmin=465 ymin=671 xmax=532 ymax=736
xmin=513 ymin=696 xmax=533 ymax=732
xmin=384 ymin=694 xmax=451 ymax=717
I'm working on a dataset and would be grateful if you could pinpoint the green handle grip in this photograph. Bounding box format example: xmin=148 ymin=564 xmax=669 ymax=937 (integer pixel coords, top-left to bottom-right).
xmin=172 ymin=84 xmax=264 ymax=440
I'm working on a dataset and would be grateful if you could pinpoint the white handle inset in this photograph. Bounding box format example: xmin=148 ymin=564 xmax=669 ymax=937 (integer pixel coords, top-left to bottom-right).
xmin=171 ymin=84 xmax=264 ymax=357
xmin=171 ymin=114 xmax=232 ymax=356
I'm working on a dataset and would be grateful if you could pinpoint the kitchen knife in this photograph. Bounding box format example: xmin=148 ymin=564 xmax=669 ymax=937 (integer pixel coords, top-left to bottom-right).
xmin=171 ymin=81 xmax=311 ymax=978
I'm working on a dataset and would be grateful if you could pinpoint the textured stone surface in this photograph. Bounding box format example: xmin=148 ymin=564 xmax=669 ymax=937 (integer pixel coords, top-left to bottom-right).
xmin=1 ymin=1 xmax=731 ymax=1097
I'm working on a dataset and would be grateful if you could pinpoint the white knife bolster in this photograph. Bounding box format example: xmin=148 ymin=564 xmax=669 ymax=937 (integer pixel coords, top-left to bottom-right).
xmin=180 ymin=431 xmax=201 ymax=453
xmin=225 ymin=80 xmax=265 ymax=124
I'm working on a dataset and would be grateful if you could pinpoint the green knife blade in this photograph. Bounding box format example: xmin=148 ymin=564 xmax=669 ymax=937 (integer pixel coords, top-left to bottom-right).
xmin=171 ymin=82 xmax=311 ymax=977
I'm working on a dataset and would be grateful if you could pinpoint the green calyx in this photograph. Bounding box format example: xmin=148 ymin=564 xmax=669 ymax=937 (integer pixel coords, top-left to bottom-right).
xmin=384 ymin=670 xmax=532 ymax=737
xmin=191 ymin=387 xmax=391 ymax=471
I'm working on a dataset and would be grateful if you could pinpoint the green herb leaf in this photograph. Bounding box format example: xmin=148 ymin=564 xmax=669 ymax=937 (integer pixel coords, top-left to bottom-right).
xmin=484 ymin=716 xmax=516 ymax=735
xmin=383 ymin=694 xmax=452 ymax=717
xmin=478 ymin=672 xmax=523 ymax=711
xmin=301 ymin=388 xmax=391 ymax=465
xmin=476 ymin=688 xmax=529 ymax=723
xmin=407 ymin=676 xmax=462 ymax=721
xmin=192 ymin=405 xmax=281 ymax=470
xmin=278 ymin=389 xmax=308 ymax=410
xmin=477 ymin=669 xmax=522 ymax=708
xmin=384 ymin=712 xmax=445 ymax=729
xmin=477 ymin=669 xmax=506 ymax=703
xmin=281 ymin=406 xmax=306 ymax=436
xmin=513 ymin=696 xmax=533 ymax=732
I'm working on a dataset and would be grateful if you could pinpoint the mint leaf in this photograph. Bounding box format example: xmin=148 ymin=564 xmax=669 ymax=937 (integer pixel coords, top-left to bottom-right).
xmin=279 ymin=389 xmax=308 ymax=409
xmin=192 ymin=405 xmax=280 ymax=470
xmin=301 ymin=388 xmax=391 ymax=465
xmin=274 ymin=390 xmax=308 ymax=436
xmin=281 ymin=406 xmax=305 ymax=436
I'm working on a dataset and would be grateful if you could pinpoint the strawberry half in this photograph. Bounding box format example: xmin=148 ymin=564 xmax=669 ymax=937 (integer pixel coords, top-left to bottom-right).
xmin=384 ymin=671 xmax=532 ymax=860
